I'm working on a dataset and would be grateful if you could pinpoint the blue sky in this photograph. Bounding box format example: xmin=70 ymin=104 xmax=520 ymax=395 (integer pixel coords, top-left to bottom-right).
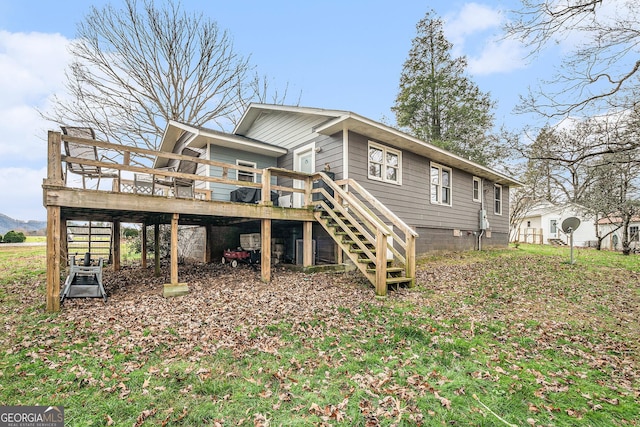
xmin=0 ymin=0 xmax=556 ymax=221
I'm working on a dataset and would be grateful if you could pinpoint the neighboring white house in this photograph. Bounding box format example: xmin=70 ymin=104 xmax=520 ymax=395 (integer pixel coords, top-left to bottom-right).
xmin=512 ymin=202 xmax=597 ymax=246
xmin=597 ymin=216 xmax=640 ymax=251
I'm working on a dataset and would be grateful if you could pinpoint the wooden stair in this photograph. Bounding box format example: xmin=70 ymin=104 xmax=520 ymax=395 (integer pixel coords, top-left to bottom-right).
xmin=548 ymin=238 xmax=567 ymax=246
xmin=310 ymin=173 xmax=417 ymax=295
xmin=66 ymin=221 xmax=113 ymax=263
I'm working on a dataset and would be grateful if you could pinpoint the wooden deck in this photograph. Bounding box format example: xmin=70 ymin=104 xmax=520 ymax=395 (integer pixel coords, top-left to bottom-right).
xmin=43 ymin=130 xmax=416 ymax=312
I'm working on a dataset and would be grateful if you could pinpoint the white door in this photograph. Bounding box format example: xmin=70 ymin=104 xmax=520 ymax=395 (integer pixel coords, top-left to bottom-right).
xmin=549 ymin=219 xmax=558 ymax=238
xmin=293 ymin=144 xmax=315 ymax=208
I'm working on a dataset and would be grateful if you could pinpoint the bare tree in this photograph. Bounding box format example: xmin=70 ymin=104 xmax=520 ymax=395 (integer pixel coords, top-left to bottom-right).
xmin=45 ymin=0 xmax=283 ymax=157
xmin=506 ymin=0 xmax=640 ymax=119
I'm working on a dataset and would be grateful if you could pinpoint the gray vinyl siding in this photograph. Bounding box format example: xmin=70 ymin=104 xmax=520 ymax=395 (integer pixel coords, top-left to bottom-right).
xmin=347 ymin=131 xmax=510 ymax=235
xmin=243 ymin=111 xmax=339 ymax=150
xmin=208 ymin=145 xmax=277 ymax=202
xmin=276 ymin=133 xmax=343 ymax=189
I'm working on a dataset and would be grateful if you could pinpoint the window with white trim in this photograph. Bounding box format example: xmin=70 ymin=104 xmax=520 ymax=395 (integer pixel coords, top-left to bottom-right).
xmin=236 ymin=160 xmax=257 ymax=183
xmin=494 ymin=184 xmax=502 ymax=215
xmin=430 ymin=163 xmax=452 ymax=206
xmin=472 ymin=176 xmax=482 ymax=203
xmin=368 ymin=142 xmax=401 ymax=184
xmin=630 ymin=226 xmax=639 ymax=242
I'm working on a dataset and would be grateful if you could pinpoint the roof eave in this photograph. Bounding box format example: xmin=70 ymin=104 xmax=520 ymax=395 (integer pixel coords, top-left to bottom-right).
xmin=315 ymin=114 xmax=523 ymax=187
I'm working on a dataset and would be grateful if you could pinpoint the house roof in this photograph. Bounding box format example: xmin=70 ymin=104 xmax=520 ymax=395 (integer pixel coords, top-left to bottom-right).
xmin=597 ymin=216 xmax=640 ymax=225
xmin=235 ymin=104 xmax=522 ymax=187
xmin=521 ymin=202 xmax=590 ymax=219
xmin=156 ymin=120 xmax=288 ymax=168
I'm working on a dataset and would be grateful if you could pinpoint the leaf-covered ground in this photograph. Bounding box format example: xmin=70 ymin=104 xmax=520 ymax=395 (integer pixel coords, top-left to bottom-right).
xmin=1 ymin=246 xmax=639 ymax=426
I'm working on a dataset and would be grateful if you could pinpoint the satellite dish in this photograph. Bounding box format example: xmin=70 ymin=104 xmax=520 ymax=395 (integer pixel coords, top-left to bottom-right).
xmin=561 ymin=217 xmax=581 ymax=233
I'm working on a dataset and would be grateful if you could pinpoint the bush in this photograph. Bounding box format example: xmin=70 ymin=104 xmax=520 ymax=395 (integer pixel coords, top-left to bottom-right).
xmin=2 ymin=230 xmax=26 ymax=243
xmin=123 ymin=227 xmax=139 ymax=239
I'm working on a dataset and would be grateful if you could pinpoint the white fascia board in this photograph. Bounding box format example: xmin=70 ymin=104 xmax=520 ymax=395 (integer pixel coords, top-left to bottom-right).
xmin=234 ymin=103 xmax=349 ymax=135
xmin=316 ymin=114 xmax=523 ymax=187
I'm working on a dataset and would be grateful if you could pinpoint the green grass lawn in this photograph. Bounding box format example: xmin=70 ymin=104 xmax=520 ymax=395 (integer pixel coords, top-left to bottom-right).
xmin=0 ymin=243 xmax=638 ymax=426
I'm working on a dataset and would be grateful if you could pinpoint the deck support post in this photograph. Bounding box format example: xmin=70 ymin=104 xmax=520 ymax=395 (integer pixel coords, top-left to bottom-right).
xmin=303 ymin=221 xmax=313 ymax=267
xmin=112 ymin=220 xmax=121 ymax=271
xmin=375 ymin=229 xmax=388 ymax=296
xmin=141 ymin=224 xmax=147 ymax=268
xmin=170 ymin=214 xmax=179 ymax=284
xmin=164 ymin=213 xmax=189 ymax=297
xmin=154 ymin=224 xmax=161 ymax=277
xmin=205 ymin=224 xmax=214 ymax=263
xmin=60 ymin=216 xmax=68 ymax=271
xmin=261 ymin=219 xmax=271 ymax=282
xmin=46 ymin=206 xmax=61 ymax=312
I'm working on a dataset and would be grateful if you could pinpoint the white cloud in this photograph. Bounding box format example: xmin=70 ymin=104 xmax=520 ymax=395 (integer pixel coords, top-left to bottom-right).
xmin=0 ymin=31 xmax=71 ymax=163
xmin=0 ymin=166 xmax=48 ymax=220
xmin=444 ymin=3 xmax=527 ymax=76
xmin=0 ymin=31 xmax=71 ymax=220
xmin=467 ymin=37 xmax=528 ymax=75
xmin=445 ymin=3 xmax=502 ymax=48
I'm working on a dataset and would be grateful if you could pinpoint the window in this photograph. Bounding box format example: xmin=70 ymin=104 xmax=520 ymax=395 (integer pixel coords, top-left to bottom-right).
xmin=631 ymin=226 xmax=639 ymax=242
xmin=472 ymin=177 xmax=482 ymax=202
xmin=236 ymin=160 xmax=256 ymax=183
xmin=494 ymin=184 xmax=502 ymax=215
xmin=368 ymin=142 xmax=401 ymax=184
xmin=430 ymin=163 xmax=452 ymax=206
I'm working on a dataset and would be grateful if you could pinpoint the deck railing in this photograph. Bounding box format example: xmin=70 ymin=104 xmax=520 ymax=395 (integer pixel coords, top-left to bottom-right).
xmin=48 ymin=131 xmax=316 ymax=206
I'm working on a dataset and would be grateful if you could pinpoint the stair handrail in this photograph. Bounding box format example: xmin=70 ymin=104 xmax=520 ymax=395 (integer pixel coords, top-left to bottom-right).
xmin=312 ymin=173 xmax=406 ymax=263
xmin=312 ymin=172 xmax=391 ymax=238
xmin=339 ymin=178 xmax=418 ymax=238
xmin=332 ymin=176 xmax=417 ymax=287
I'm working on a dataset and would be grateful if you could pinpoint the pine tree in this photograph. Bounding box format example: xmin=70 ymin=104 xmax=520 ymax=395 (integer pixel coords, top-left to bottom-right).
xmin=393 ymin=10 xmax=496 ymax=165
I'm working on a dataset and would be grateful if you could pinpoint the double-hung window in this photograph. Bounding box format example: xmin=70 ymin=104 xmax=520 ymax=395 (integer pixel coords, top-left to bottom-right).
xmin=236 ymin=160 xmax=257 ymax=183
xmin=630 ymin=226 xmax=639 ymax=242
xmin=472 ymin=176 xmax=482 ymax=203
xmin=368 ymin=142 xmax=401 ymax=185
xmin=494 ymin=184 xmax=502 ymax=215
xmin=430 ymin=163 xmax=452 ymax=206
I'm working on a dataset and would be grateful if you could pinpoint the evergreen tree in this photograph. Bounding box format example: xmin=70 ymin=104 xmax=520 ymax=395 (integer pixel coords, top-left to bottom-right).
xmin=393 ymin=10 xmax=496 ymax=165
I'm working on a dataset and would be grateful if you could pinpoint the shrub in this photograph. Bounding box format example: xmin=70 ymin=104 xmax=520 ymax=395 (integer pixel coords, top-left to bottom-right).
xmin=123 ymin=227 xmax=139 ymax=239
xmin=2 ymin=230 xmax=26 ymax=243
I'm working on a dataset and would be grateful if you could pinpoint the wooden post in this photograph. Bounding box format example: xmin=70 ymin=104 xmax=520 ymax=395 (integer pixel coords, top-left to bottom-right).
xmin=60 ymin=216 xmax=68 ymax=271
xmin=112 ymin=220 xmax=121 ymax=271
xmin=204 ymin=224 xmax=213 ymax=263
xmin=405 ymin=234 xmax=416 ymax=288
xmin=46 ymin=206 xmax=61 ymax=312
xmin=141 ymin=224 xmax=147 ymax=268
xmin=170 ymin=213 xmax=179 ymax=285
xmin=163 ymin=214 xmax=189 ymax=297
xmin=46 ymin=131 xmax=63 ymax=185
xmin=303 ymin=221 xmax=313 ymax=267
xmin=306 ymin=177 xmax=314 ymax=207
xmin=261 ymin=219 xmax=272 ymax=282
xmin=154 ymin=223 xmax=161 ymax=277
xmin=375 ymin=229 xmax=388 ymax=296
xmin=261 ymin=168 xmax=272 ymax=206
